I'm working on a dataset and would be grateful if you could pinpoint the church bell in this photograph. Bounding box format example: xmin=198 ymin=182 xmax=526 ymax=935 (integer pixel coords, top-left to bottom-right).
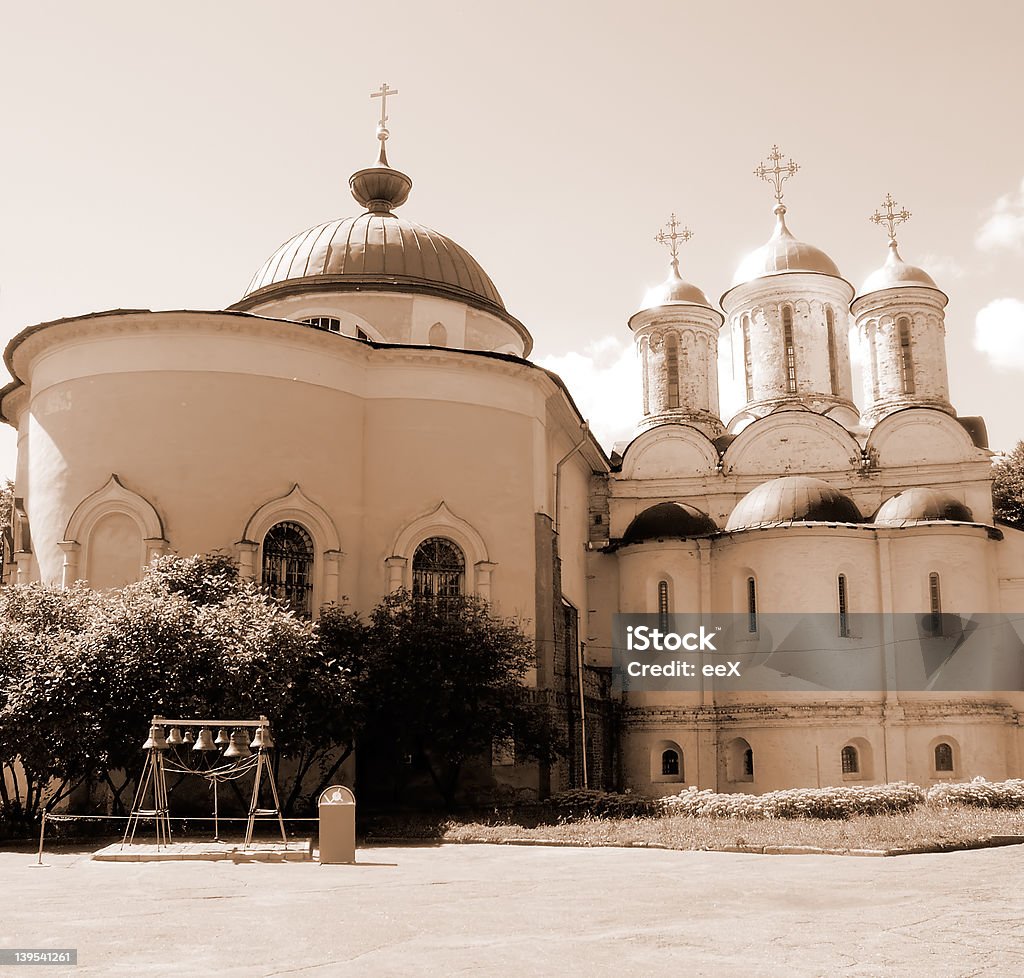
xmin=143 ymin=725 xmax=168 ymax=751
xmin=193 ymin=728 xmax=217 ymax=751
xmin=251 ymin=726 xmax=275 ymax=750
xmin=166 ymin=726 xmax=184 ymax=747
xmin=224 ymin=731 xmax=252 ymax=759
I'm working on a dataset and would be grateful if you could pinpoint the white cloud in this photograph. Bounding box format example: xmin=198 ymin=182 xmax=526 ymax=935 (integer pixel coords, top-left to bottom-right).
xmin=916 ymin=253 xmax=964 ymax=281
xmin=538 ymin=337 xmax=641 ymax=451
xmin=974 ymin=298 xmax=1024 ymax=369
xmin=976 ymin=178 xmax=1024 ymax=253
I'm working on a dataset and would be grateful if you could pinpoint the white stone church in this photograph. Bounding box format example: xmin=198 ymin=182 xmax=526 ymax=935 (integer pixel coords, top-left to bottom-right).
xmin=3 ymin=115 xmax=1023 ymax=800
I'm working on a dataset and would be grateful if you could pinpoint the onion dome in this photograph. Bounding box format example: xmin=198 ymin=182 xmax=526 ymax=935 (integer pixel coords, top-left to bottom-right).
xmin=873 ymin=488 xmax=973 ymax=526
xmin=726 ymin=476 xmax=862 ymax=531
xmin=622 ymin=502 xmax=718 ymax=543
xmin=857 ymin=240 xmax=940 ymax=298
xmin=639 ymin=257 xmax=712 ymax=310
xmin=730 ymin=203 xmax=841 ymax=288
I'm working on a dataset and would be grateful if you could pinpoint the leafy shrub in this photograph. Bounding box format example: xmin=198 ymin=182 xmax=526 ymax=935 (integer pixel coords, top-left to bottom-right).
xmin=926 ymin=777 xmax=1024 ymax=810
xmin=548 ymin=789 xmax=657 ymax=820
xmin=660 ymin=782 xmax=926 ymax=820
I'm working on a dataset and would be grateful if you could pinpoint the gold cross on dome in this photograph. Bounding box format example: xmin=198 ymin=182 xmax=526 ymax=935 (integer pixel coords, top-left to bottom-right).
xmin=370 ymin=82 xmax=398 ymax=129
xmin=870 ymin=193 xmax=912 ymax=243
xmin=655 ymin=214 xmax=693 ymax=261
xmin=754 ymin=144 xmax=800 ymax=203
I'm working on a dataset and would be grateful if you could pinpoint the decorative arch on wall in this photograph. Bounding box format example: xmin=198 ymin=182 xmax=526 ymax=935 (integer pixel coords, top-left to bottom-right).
xmin=59 ymin=474 xmax=168 ymax=588
xmin=866 ymin=408 xmax=978 ymax=467
xmin=725 ymin=736 xmax=754 ymax=783
xmin=721 ymin=410 xmax=861 ymax=476
xmin=929 ymin=735 xmax=959 ymax=779
xmin=619 ymin=424 xmax=719 ymax=480
xmin=386 ymin=500 xmax=495 ymax=600
xmin=237 ymin=484 xmax=343 ymax=612
xmin=841 ymin=736 xmax=872 ymax=781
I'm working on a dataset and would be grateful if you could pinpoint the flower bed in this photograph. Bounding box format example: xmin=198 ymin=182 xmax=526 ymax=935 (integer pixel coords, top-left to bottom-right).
xmin=926 ymin=777 xmax=1024 ymax=810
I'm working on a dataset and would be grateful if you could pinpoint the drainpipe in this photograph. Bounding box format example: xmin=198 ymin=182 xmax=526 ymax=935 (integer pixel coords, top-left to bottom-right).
xmin=577 ymin=639 xmax=589 ymax=789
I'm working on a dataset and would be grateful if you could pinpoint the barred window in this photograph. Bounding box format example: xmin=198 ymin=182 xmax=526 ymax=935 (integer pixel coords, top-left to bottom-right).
xmin=658 ymin=580 xmax=670 ymax=632
xmin=841 ymin=745 xmax=859 ymax=774
xmin=665 ymin=331 xmax=680 ymax=409
xmin=826 ymin=306 xmax=840 ymax=396
xmin=742 ymin=313 xmax=754 ymax=401
xmin=935 ymin=742 xmax=954 ymax=772
xmin=782 ymin=306 xmax=797 ymax=393
xmin=661 ymin=749 xmax=680 ymax=777
xmin=747 ymin=576 xmax=758 ymax=633
xmin=929 ymin=572 xmax=942 ymax=635
xmin=412 ymin=537 xmax=465 ymax=600
xmin=838 ymin=574 xmax=850 ymax=637
xmin=262 ymin=521 xmax=314 ymax=617
xmin=898 ymin=317 xmax=915 ymax=394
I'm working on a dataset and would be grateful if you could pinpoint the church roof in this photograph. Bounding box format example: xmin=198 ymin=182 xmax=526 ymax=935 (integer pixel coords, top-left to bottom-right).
xmin=726 ymin=476 xmax=862 ymax=530
xmin=239 ymin=213 xmax=506 ymax=311
xmin=729 ymin=205 xmax=840 ymax=289
xmin=873 ymin=488 xmax=974 ymax=526
xmin=622 ymin=502 xmax=718 ymax=544
xmin=857 ymin=241 xmax=942 ymax=299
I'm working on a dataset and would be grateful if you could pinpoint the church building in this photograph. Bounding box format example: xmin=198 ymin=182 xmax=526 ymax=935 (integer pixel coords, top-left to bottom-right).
xmin=3 ymin=97 xmax=1023 ymax=800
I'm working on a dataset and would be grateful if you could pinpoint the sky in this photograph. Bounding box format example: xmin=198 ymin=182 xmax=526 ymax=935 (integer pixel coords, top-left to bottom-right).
xmin=2 ymin=0 xmax=1023 ymax=479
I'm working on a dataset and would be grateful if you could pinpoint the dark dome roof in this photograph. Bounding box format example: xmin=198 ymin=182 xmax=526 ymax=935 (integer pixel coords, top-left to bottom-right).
xmin=726 ymin=476 xmax=862 ymax=531
xmin=874 ymin=488 xmax=974 ymax=526
xmin=622 ymin=502 xmax=718 ymax=544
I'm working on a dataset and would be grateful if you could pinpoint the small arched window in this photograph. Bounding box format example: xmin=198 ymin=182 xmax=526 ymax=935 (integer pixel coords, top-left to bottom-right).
xmin=741 ymin=314 xmax=754 ymax=401
xmin=301 ymin=316 xmax=342 ymax=333
xmin=841 ymin=745 xmax=859 ymax=774
xmin=747 ymin=577 xmax=758 ymax=633
xmin=743 ymin=748 xmax=754 ymax=778
xmin=934 ymin=742 xmax=954 ymax=772
xmin=838 ymin=574 xmax=850 ymax=637
xmin=658 ymin=580 xmax=670 ymax=632
xmin=412 ymin=537 xmax=465 ymax=600
xmin=826 ymin=306 xmax=840 ymax=396
xmin=898 ymin=317 xmax=915 ymax=394
xmin=428 ymin=322 xmax=448 ymax=347
xmin=661 ymin=749 xmax=680 ymax=777
xmin=262 ymin=521 xmax=314 ymax=617
xmin=782 ymin=306 xmax=797 ymax=393
xmin=665 ymin=331 xmax=680 ymax=409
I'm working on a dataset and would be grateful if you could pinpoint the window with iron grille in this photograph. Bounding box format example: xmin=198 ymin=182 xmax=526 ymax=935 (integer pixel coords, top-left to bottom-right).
xmin=412 ymin=537 xmax=465 ymax=600
xmin=261 ymin=521 xmax=314 ymax=617
xmin=782 ymin=306 xmax=797 ymax=393
xmin=661 ymin=749 xmax=680 ymax=777
xmin=665 ymin=331 xmax=680 ymax=409
xmin=841 ymin=745 xmax=859 ymax=774
xmin=929 ymin=572 xmax=942 ymax=635
xmin=742 ymin=313 xmax=754 ymax=401
xmin=658 ymin=580 xmax=670 ymax=632
xmin=935 ymin=742 xmax=954 ymax=772
xmin=838 ymin=574 xmax=850 ymax=637
xmin=826 ymin=305 xmax=840 ymax=396
xmin=747 ymin=576 xmax=758 ymax=633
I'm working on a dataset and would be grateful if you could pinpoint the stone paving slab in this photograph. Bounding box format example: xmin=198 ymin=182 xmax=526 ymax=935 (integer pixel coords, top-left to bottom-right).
xmin=3 ymin=843 xmax=1024 ymax=977
xmin=91 ymin=839 xmax=313 ymax=862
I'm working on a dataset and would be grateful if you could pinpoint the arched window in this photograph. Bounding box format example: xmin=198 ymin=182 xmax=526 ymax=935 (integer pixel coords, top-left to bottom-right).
xmin=661 ymin=749 xmax=680 ymax=777
xmin=898 ymin=317 xmax=915 ymax=394
xmin=935 ymin=742 xmax=954 ymax=772
xmin=658 ymin=580 xmax=670 ymax=632
xmin=412 ymin=537 xmax=465 ymax=600
xmin=741 ymin=314 xmax=754 ymax=401
xmin=782 ymin=306 xmax=797 ymax=393
xmin=743 ymin=748 xmax=754 ymax=778
xmin=726 ymin=737 xmax=754 ymax=782
xmin=428 ymin=322 xmax=448 ymax=347
xmin=262 ymin=521 xmax=314 ymax=617
xmin=640 ymin=337 xmax=651 ymax=416
xmin=301 ymin=316 xmax=342 ymax=333
xmin=838 ymin=574 xmax=850 ymax=637
xmin=747 ymin=576 xmax=758 ymax=633
xmin=869 ymin=326 xmax=880 ymax=400
xmin=841 ymin=745 xmax=859 ymax=774
xmin=665 ymin=331 xmax=680 ymax=409
xmin=928 ymin=572 xmax=942 ymax=635
xmin=826 ymin=306 xmax=840 ymax=396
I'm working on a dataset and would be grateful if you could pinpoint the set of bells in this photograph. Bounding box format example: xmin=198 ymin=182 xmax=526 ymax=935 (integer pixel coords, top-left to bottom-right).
xmin=142 ymin=725 xmax=274 ymax=757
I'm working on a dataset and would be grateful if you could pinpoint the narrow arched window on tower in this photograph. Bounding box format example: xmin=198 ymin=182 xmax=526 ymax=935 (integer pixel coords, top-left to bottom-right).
xmin=782 ymin=306 xmax=797 ymax=393
xmin=641 ymin=337 xmax=651 ymax=416
xmin=869 ymin=326 xmax=880 ymax=400
xmin=928 ymin=571 xmax=942 ymax=635
xmin=665 ymin=332 xmax=680 ymax=409
xmin=741 ymin=314 xmax=754 ymax=401
xmin=826 ymin=306 xmax=840 ymax=396
xmin=837 ymin=574 xmax=850 ymax=637
xmin=898 ymin=317 xmax=915 ymax=394
xmin=658 ymin=580 xmax=670 ymax=632
xmin=747 ymin=576 xmax=758 ymax=633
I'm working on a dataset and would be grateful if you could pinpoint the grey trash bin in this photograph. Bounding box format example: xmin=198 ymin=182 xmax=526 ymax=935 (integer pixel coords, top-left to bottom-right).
xmin=318 ymin=785 xmax=356 ymax=864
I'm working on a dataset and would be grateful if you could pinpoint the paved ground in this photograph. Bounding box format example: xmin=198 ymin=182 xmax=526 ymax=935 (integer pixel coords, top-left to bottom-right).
xmin=1 ymin=842 xmax=1023 ymax=977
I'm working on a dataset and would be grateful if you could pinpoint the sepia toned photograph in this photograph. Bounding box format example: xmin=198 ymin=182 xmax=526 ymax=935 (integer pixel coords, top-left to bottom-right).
xmin=2 ymin=1 xmax=1024 ymax=975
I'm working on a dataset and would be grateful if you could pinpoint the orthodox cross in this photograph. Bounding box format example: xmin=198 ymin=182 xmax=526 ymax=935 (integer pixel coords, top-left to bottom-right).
xmin=655 ymin=213 xmax=693 ymax=264
xmin=754 ymin=145 xmax=800 ymax=203
xmin=869 ymin=193 xmax=912 ymax=243
xmin=370 ymin=82 xmax=398 ymax=130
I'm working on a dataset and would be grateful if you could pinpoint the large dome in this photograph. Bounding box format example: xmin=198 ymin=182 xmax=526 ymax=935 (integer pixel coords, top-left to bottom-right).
xmin=239 ymin=213 xmax=506 ymax=312
xmin=730 ymin=204 xmax=840 ymax=288
xmin=857 ymin=241 xmax=941 ymax=299
xmin=874 ymin=488 xmax=973 ymax=526
xmin=726 ymin=476 xmax=862 ymax=531
xmin=622 ymin=502 xmax=718 ymax=544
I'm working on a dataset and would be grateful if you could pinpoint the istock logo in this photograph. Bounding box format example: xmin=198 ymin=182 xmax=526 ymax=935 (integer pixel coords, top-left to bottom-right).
xmin=625 ymin=625 xmax=718 ymax=652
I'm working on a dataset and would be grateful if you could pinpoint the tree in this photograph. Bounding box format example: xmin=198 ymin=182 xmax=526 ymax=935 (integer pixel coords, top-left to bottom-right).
xmin=993 ymin=441 xmax=1024 ymax=531
xmin=359 ymin=590 xmax=563 ymax=808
